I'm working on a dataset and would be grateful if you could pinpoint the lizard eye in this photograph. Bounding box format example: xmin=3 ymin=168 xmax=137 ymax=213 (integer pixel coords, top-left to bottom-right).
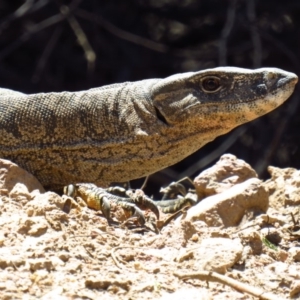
xmin=201 ymin=76 xmax=221 ymax=93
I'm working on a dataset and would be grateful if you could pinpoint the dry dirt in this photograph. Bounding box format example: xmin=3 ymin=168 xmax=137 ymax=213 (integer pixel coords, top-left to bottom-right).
xmin=0 ymin=154 xmax=300 ymax=300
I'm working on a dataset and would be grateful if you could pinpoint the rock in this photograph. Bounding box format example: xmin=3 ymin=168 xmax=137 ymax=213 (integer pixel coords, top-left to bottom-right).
xmin=180 ymin=220 xmax=197 ymax=241
xmin=40 ymin=287 xmax=68 ymax=300
xmin=0 ymin=234 xmax=4 ymax=247
xmin=50 ymin=256 xmax=65 ymax=269
xmin=0 ymin=153 xmax=299 ymax=300
xmin=27 ymin=258 xmax=53 ymax=271
xmin=58 ymin=252 xmax=71 ymax=262
xmin=65 ymin=259 xmax=82 ymax=274
xmin=239 ymin=230 xmax=263 ymax=255
xmin=194 ymin=238 xmax=243 ymax=274
xmin=265 ymin=247 xmax=288 ymax=262
xmin=289 ymin=247 xmax=300 ymax=262
xmin=0 ymin=249 xmax=26 ymax=269
xmin=17 ymin=217 xmax=48 ymax=237
xmin=25 ymin=192 xmax=65 ymax=216
xmin=194 ymin=154 xmax=257 ymax=200
xmin=185 ymin=178 xmax=268 ymax=227
xmin=85 ymin=275 xmax=132 ymax=290
xmin=264 ymin=166 xmax=300 ymax=209
xmin=9 ymin=183 xmax=32 ymax=203
xmin=0 ymin=159 xmax=44 ymax=193
xmin=290 ymin=280 xmax=300 ymax=297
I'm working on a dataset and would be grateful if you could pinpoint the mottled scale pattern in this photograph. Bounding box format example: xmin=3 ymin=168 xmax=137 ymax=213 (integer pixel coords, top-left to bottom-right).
xmin=0 ymin=68 xmax=297 ymax=189
xmin=156 ymin=197 xmax=197 ymax=213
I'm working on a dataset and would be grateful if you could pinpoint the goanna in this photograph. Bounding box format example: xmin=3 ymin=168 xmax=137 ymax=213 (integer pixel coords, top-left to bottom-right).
xmin=0 ymin=68 xmax=297 ymax=189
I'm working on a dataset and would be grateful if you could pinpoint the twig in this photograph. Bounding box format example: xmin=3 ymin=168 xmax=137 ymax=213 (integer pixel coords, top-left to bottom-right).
xmin=32 ymin=26 xmax=63 ymax=83
xmin=140 ymin=176 xmax=149 ymax=190
xmin=111 ymin=246 xmax=127 ymax=269
xmin=0 ymin=13 xmax=66 ymax=61
xmin=290 ymin=212 xmax=298 ymax=227
xmin=61 ymin=5 xmax=96 ymax=74
xmin=246 ymin=0 xmax=262 ymax=68
xmin=111 ymin=245 xmax=165 ymax=270
xmin=0 ymin=0 xmax=83 ymax=61
xmin=111 ymin=246 xmax=148 ymax=269
xmin=219 ymin=0 xmax=237 ymax=66
xmin=72 ymin=234 xmax=95 ymax=260
xmin=0 ymin=0 xmax=49 ymax=35
xmin=175 ymin=246 xmax=202 ymax=263
xmin=75 ymin=9 xmax=168 ymax=53
xmin=174 ymin=271 xmax=282 ymax=300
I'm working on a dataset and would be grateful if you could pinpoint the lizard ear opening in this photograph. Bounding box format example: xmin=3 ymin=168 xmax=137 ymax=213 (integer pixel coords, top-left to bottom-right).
xmin=154 ymin=105 xmax=169 ymax=125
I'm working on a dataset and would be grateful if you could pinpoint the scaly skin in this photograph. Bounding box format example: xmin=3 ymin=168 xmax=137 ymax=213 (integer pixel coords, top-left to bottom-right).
xmin=0 ymin=68 xmax=297 ymax=189
xmin=156 ymin=194 xmax=197 ymax=213
xmin=64 ymin=183 xmax=147 ymax=225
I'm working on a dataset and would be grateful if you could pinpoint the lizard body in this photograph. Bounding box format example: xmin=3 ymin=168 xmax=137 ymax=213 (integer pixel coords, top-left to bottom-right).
xmin=0 ymin=67 xmax=297 ymax=189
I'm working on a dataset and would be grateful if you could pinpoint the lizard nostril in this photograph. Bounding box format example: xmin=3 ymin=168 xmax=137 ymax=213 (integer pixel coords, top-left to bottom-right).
xmin=266 ymin=72 xmax=277 ymax=81
xmin=265 ymin=72 xmax=278 ymax=89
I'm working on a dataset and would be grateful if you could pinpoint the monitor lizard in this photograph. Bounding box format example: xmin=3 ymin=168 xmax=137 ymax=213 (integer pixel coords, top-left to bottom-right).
xmin=0 ymin=67 xmax=297 ymax=190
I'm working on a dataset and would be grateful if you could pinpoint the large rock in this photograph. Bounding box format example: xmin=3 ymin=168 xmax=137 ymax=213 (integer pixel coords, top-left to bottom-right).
xmin=0 ymin=159 xmax=44 ymax=193
xmin=185 ymin=178 xmax=268 ymax=227
xmin=194 ymin=154 xmax=257 ymax=200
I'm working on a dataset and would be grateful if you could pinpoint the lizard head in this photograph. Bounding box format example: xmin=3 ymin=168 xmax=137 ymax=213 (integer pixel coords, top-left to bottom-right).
xmin=151 ymin=67 xmax=298 ymax=127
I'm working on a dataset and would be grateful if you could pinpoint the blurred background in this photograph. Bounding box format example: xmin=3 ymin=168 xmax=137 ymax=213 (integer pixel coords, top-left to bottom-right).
xmin=0 ymin=0 xmax=299 ymax=195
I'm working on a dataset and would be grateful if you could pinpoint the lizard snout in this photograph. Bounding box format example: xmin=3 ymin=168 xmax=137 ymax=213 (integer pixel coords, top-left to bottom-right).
xmin=264 ymin=69 xmax=298 ymax=90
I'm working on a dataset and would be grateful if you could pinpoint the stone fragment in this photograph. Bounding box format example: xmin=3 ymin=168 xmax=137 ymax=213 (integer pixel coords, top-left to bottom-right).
xmin=0 ymin=159 xmax=44 ymax=193
xmin=289 ymin=247 xmax=300 ymax=262
xmin=85 ymin=276 xmax=132 ymax=290
xmin=185 ymin=178 xmax=268 ymax=227
xmin=17 ymin=217 xmax=48 ymax=237
xmin=194 ymin=154 xmax=257 ymax=200
xmin=264 ymin=166 xmax=300 ymax=209
xmin=0 ymin=249 xmax=26 ymax=269
xmin=65 ymin=259 xmax=82 ymax=274
xmin=9 ymin=183 xmax=32 ymax=203
xmin=194 ymin=238 xmax=243 ymax=274
xmin=57 ymin=252 xmax=71 ymax=262
xmin=25 ymin=192 xmax=65 ymax=216
xmin=0 ymin=234 xmax=5 ymax=247
xmin=27 ymin=258 xmax=53 ymax=271
xmin=239 ymin=230 xmax=262 ymax=255
xmin=290 ymin=280 xmax=300 ymax=297
xmin=181 ymin=220 xmax=197 ymax=241
xmin=50 ymin=256 xmax=65 ymax=269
